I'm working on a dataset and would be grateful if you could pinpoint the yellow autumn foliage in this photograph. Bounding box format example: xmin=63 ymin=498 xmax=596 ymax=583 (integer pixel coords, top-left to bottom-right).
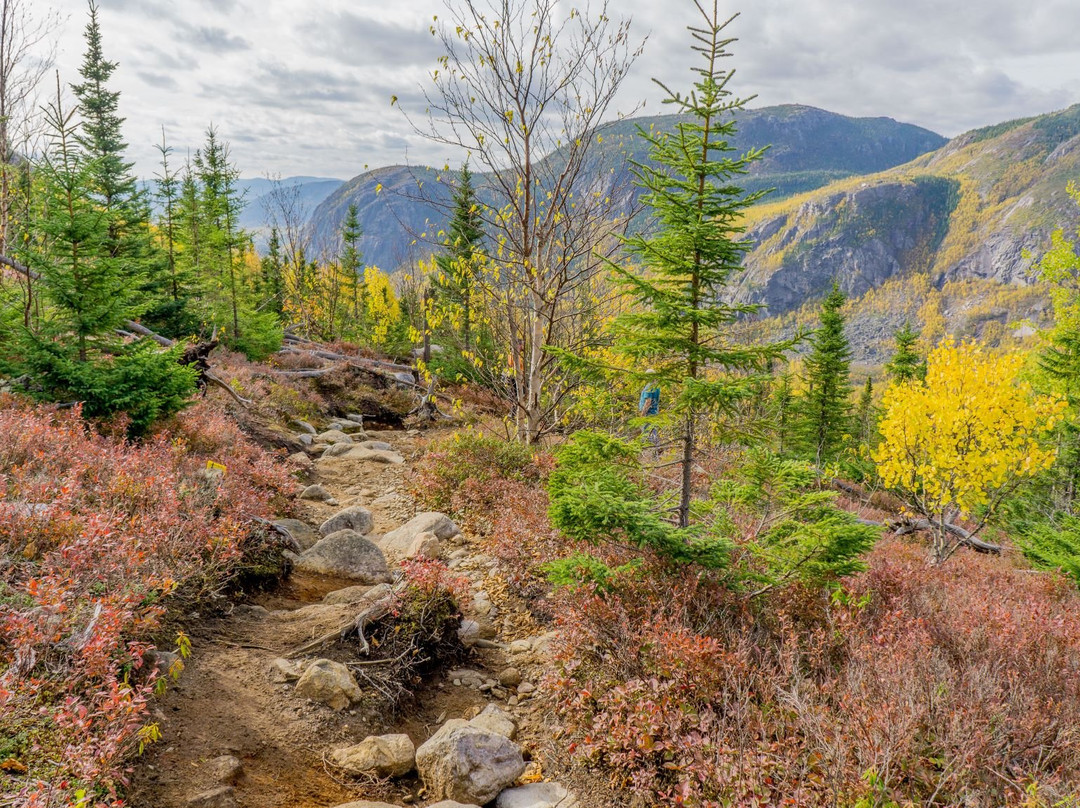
xmin=364 ymin=266 xmax=401 ymax=348
xmin=875 ymin=338 xmax=1064 ymax=524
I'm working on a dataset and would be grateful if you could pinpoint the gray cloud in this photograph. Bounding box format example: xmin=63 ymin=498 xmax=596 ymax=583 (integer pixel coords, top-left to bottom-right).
xmin=299 ymin=11 xmax=441 ymax=68
xmin=174 ymin=23 xmax=251 ymax=53
xmin=44 ymin=0 xmax=1080 ymax=180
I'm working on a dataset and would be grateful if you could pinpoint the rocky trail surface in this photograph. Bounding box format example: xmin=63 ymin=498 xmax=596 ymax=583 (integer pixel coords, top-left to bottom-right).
xmin=128 ymin=419 xmax=581 ymax=808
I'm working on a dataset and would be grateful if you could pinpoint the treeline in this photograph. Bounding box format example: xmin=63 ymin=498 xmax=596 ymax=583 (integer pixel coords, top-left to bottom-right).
xmin=0 ymin=2 xmax=410 ymax=433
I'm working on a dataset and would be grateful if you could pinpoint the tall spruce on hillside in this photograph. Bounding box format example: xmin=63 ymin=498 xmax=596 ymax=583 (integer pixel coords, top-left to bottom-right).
xmin=434 ymin=163 xmax=484 ymax=352
xmin=31 ymin=86 xmax=132 ymax=360
xmin=606 ymin=1 xmax=793 ymax=528
xmin=340 ymin=204 xmax=363 ymax=321
xmin=798 ymin=283 xmax=853 ymax=464
xmin=71 ymin=0 xmax=138 ymax=219
xmin=886 ymin=322 xmax=925 ymax=382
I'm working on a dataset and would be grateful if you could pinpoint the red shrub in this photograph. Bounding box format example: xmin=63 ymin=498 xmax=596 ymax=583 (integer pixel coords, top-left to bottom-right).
xmin=0 ymin=398 xmax=293 ymax=806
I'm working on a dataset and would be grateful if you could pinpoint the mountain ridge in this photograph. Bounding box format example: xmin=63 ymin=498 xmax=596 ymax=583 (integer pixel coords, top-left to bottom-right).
xmin=307 ymin=104 xmax=947 ymax=270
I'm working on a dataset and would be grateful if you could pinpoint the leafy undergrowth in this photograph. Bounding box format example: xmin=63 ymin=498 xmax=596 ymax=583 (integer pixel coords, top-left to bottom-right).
xmin=0 ymin=396 xmax=293 ymax=807
xmin=412 ymin=431 xmax=1080 ymax=808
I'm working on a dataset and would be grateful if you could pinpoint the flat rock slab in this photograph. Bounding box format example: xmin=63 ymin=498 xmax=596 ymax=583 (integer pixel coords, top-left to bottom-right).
xmin=316 ymin=429 xmax=353 ymax=444
xmin=495 ymin=783 xmax=577 ymax=808
xmin=295 ymin=530 xmax=391 ymax=583
xmin=338 ymin=446 xmax=405 ymax=464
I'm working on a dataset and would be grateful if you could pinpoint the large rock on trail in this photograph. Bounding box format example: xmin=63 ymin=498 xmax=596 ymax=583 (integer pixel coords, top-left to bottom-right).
xmin=495 ymin=783 xmax=578 ymax=808
xmin=415 ymin=719 xmax=526 ymax=804
xmin=329 ymin=733 xmax=416 ymax=777
xmin=322 ymin=441 xmax=357 ymax=457
xmin=319 ymin=506 xmax=375 ymax=537
xmin=382 ymin=512 xmax=460 ymax=555
xmin=339 ymin=446 xmax=405 ymax=464
xmin=468 ymin=704 xmax=516 ymax=739
xmin=294 ymin=659 xmax=362 ymax=710
xmin=295 ymin=530 xmax=391 ymax=583
xmin=272 ymin=519 xmax=320 ymax=550
xmin=316 ymin=429 xmax=353 ymax=444
xmin=299 ymin=484 xmax=336 ymax=504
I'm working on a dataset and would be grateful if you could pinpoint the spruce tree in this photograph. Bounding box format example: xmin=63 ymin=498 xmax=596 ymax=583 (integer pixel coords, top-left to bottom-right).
xmin=798 ymin=283 xmax=853 ymax=465
xmin=855 ymin=376 xmax=877 ymax=451
xmin=71 ymin=0 xmax=138 ymax=219
xmin=260 ymin=227 xmax=285 ymax=316
xmin=434 ymin=163 xmax=484 ymax=351
xmin=340 ymin=204 xmax=364 ymax=323
xmin=603 ymin=2 xmax=793 ymax=528
xmin=31 ymin=86 xmax=133 ymax=360
xmin=886 ymin=322 xmax=925 ymax=382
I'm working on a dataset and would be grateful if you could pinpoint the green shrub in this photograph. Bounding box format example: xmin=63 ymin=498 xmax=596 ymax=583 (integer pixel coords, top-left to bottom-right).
xmin=15 ymin=337 xmax=197 ymax=436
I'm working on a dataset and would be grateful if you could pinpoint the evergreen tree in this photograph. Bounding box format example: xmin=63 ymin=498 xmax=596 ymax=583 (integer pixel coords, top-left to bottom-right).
xmin=340 ymin=204 xmax=363 ymax=322
xmin=193 ymin=126 xmax=246 ymax=340
xmin=886 ymin=322 xmax=925 ymax=382
xmin=30 ymin=86 xmax=133 ymax=361
xmin=434 ymin=163 xmax=484 ymax=351
xmin=10 ymin=87 xmax=195 ymax=434
xmin=71 ymin=0 xmax=138 ymax=219
xmin=259 ymin=227 xmax=285 ymax=316
xmin=774 ymin=371 xmax=796 ymax=455
xmin=855 ymin=376 xmax=877 ymax=451
xmin=798 ymin=283 xmax=853 ymax=465
xmin=600 ymin=3 xmax=793 ymax=528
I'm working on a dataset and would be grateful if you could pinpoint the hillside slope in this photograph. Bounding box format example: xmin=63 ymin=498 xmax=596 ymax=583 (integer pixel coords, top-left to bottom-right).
xmin=309 ymin=105 xmax=945 ymax=271
xmin=738 ymin=104 xmax=1080 ymax=363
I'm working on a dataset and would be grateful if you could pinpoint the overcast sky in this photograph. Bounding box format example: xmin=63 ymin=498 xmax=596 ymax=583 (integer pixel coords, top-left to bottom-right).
xmin=39 ymin=0 xmax=1080 ymax=180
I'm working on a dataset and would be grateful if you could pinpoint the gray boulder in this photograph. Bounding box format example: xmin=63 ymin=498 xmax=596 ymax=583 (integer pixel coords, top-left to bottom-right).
xmin=359 ymin=440 xmax=394 ymax=451
xmin=291 ymin=419 xmax=317 ymax=435
xmin=415 ymin=720 xmax=526 ymax=804
xmin=316 ymin=429 xmax=353 ymax=444
xmin=495 ymin=783 xmax=578 ymax=808
xmin=295 ymin=530 xmax=391 ymax=583
xmin=294 ymin=659 xmax=362 ymax=710
xmin=319 ymin=506 xmax=375 ymax=537
xmin=322 ymin=441 xmax=357 ymax=457
xmin=468 ymin=704 xmax=516 ymax=740
xmin=272 ymin=518 xmax=320 ymax=550
xmin=382 ymin=512 xmax=460 ymax=555
xmin=204 ymin=755 xmax=243 ymax=786
xmin=299 ymin=484 xmax=334 ymax=502
xmin=329 ymin=733 xmax=415 ymax=778
xmin=407 ymin=531 xmax=442 ymax=559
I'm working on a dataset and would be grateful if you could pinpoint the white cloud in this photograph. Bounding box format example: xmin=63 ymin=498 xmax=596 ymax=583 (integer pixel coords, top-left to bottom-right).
xmin=36 ymin=0 xmax=1080 ymax=179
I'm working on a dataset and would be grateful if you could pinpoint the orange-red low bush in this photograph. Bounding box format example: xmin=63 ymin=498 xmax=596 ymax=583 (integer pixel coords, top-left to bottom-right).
xmin=0 ymin=397 xmax=293 ymax=807
xmin=414 ymin=433 xmax=1080 ymax=807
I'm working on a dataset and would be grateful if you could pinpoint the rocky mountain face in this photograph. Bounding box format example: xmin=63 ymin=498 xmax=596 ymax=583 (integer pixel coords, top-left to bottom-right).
xmin=738 ymin=104 xmax=1080 ymax=363
xmin=308 ymin=105 xmax=946 ymax=272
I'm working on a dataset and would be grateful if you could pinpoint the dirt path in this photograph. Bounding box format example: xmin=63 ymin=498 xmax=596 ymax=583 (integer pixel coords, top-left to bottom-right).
xmin=127 ymin=426 xmax=556 ymax=808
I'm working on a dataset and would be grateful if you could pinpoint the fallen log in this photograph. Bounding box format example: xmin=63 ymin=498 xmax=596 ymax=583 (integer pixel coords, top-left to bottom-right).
xmin=883 ymin=515 xmax=1002 ymax=554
